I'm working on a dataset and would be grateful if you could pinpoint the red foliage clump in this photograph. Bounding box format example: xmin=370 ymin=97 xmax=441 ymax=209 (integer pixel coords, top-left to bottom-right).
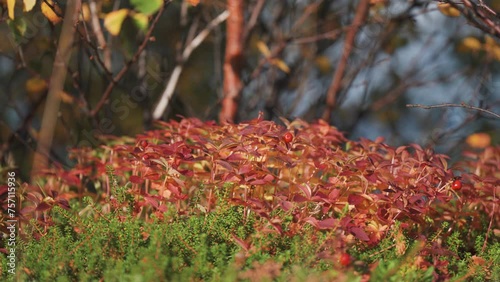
xmin=22 ymin=115 xmax=499 ymax=278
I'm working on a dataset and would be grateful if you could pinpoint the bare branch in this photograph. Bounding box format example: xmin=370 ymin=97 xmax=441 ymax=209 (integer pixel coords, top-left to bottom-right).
xmin=243 ymin=0 xmax=266 ymax=43
xmin=406 ymin=102 xmax=500 ymax=119
xmin=152 ymin=10 xmax=230 ymax=120
xmin=444 ymin=0 xmax=500 ymax=39
xmin=89 ymin=0 xmax=111 ymax=70
xmin=90 ymin=1 xmax=171 ymax=117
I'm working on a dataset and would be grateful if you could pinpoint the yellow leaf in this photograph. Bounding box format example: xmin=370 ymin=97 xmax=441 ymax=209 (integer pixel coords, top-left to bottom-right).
xmin=256 ymin=41 xmax=271 ymax=58
xmin=7 ymin=0 xmax=15 ymax=19
xmin=25 ymin=77 xmax=48 ymax=94
xmin=104 ymin=9 xmax=129 ymax=36
xmin=41 ymin=0 xmax=62 ymax=25
xmin=23 ymin=0 xmax=36 ymax=12
xmin=437 ymin=3 xmax=460 ymax=17
xmin=460 ymin=37 xmax=482 ymax=52
xmin=80 ymin=3 xmax=91 ymax=22
xmin=482 ymin=36 xmax=500 ymax=60
xmin=466 ymin=133 xmax=491 ymax=149
xmin=130 ymin=12 xmax=148 ymax=32
xmin=59 ymin=91 xmax=74 ymax=104
xmin=484 ymin=35 xmax=496 ymax=47
xmin=271 ymin=58 xmax=290 ymax=73
xmin=490 ymin=46 xmax=500 ymax=61
xmin=314 ymin=55 xmax=331 ymax=74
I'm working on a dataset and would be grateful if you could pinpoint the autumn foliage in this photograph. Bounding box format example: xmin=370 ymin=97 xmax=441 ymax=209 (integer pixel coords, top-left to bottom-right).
xmin=11 ymin=116 xmax=500 ymax=280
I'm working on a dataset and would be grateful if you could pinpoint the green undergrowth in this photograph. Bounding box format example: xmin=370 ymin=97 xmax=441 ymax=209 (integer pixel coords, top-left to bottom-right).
xmin=2 ymin=190 xmax=499 ymax=281
xmin=3 ymin=195 xmax=357 ymax=281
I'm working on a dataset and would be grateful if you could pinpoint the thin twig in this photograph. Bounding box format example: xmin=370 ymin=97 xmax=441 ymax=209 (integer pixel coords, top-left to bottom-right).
xmin=445 ymin=0 xmax=500 ymax=39
xmin=406 ymin=103 xmax=500 ymax=119
xmin=90 ymin=1 xmax=171 ymax=117
xmin=152 ymin=10 xmax=230 ymax=120
xmin=89 ymin=0 xmax=111 ymax=70
xmin=243 ymin=0 xmax=266 ymax=44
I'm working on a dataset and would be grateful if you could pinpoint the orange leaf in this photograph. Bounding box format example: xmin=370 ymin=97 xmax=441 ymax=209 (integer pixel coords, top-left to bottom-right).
xmin=466 ymin=133 xmax=491 ymax=149
xmin=41 ymin=0 xmax=62 ymax=25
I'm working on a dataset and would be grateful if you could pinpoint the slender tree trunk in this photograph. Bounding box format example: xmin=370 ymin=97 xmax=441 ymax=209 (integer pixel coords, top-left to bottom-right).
xmin=31 ymin=0 xmax=81 ymax=182
xmin=220 ymin=0 xmax=244 ymax=123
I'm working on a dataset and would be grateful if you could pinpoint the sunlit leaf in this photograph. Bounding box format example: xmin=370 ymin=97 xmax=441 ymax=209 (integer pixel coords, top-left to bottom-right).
xmin=80 ymin=3 xmax=91 ymax=22
xmin=466 ymin=133 xmax=491 ymax=149
xmin=186 ymin=0 xmax=200 ymax=7
xmin=25 ymin=77 xmax=48 ymax=94
xmin=271 ymin=58 xmax=290 ymax=73
xmin=314 ymin=55 xmax=331 ymax=74
xmin=131 ymin=12 xmax=148 ymax=32
xmin=483 ymin=36 xmax=500 ymax=60
xmin=256 ymin=40 xmax=271 ymax=57
xmin=437 ymin=3 xmax=460 ymax=17
xmin=41 ymin=0 xmax=62 ymax=25
xmin=7 ymin=0 xmax=15 ymax=19
xmin=130 ymin=0 xmax=162 ymax=16
xmin=104 ymin=9 xmax=129 ymax=36
xmin=23 ymin=0 xmax=36 ymax=12
xmin=59 ymin=91 xmax=75 ymax=104
xmin=460 ymin=37 xmax=482 ymax=52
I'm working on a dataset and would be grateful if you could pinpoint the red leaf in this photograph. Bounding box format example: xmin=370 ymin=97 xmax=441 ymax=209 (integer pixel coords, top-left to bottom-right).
xmin=297 ymin=184 xmax=312 ymax=199
xmin=292 ymin=194 xmax=308 ymax=202
xmin=216 ymin=160 xmax=234 ymax=171
xmin=20 ymin=206 xmax=36 ymax=215
xmin=144 ymin=173 xmax=161 ymax=181
xmin=226 ymin=153 xmax=247 ymax=161
xmin=263 ymin=174 xmax=274 ymax=182
xmin=304 ymin=217 xmax=336 ymax=230
xmin=317 ymin=217 xmax=337 ymax=229
xmin=36 ymin=202 xmax=52 ymax=212
xmin=328 ymin=189 xmax=340 ymax=202
xmin=249 ymin=179 xmax=266 ymax=185
xmin=231 ymin=234 xmax=250 ymax=251
xmin=62 ymin=172 xmax=81 ymax=186
xmin=238 ymin=164 xmax=253 ymax=175
xmin=304 ymin=217 xmax=319 ymax=228
xmin=348 ymin=194 xmax=365 ymax=206
xmin=396 ymin=145 xmax=408 ymax=154
xmin=130 ymin=175 xmax=144 ymax=184
xmin=57 ymin=199 xmax=71 ymax=210
xmin=350 ymin=227 xmax=370 ymax=241
xmin=144 ymin=196 xmax=159 ymax=209
xmin=279 ymin=200 xmax=293 ymax=211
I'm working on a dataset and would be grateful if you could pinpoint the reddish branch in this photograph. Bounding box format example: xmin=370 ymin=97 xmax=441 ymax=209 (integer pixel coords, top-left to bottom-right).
xmin=322 ymin=0 xmax=370 ymax=121
xmin=220 ymin=0 xmax=244 ymax=123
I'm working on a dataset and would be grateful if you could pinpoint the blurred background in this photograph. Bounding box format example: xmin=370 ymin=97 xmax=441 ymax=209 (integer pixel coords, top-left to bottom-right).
xmin=1 ymin=0 xmax=499 ymax=181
